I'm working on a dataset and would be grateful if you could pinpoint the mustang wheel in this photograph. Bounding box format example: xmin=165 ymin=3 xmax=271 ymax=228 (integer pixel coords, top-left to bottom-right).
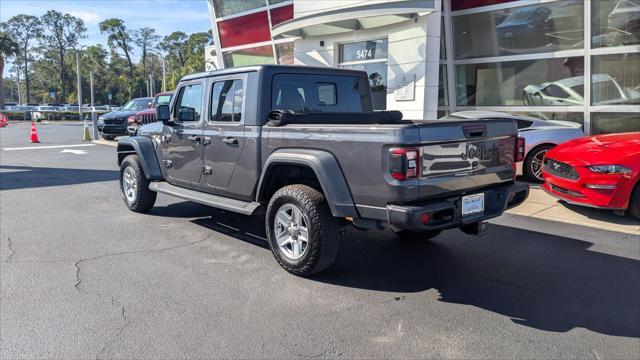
xmin=120 ymin=154 xmax=157 ymax=212
xmin=266 ymin=185 xmax=340 ymax=276
xmin=524 ymin=144 xmax=555 ymax=182
xmin=103 ymin=135 xmax=115 ymax=141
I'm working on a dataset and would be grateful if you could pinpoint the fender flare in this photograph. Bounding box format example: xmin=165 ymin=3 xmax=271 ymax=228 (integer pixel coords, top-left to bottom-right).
xmin=256 ymin=149 xmax=358 ymax=218
xmin=117 ymin=136 xmax=163 ymax=180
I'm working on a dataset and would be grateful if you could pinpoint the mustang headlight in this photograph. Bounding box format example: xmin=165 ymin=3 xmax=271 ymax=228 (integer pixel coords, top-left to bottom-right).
xmin=588 ymin=165 xmax=631 ymax=174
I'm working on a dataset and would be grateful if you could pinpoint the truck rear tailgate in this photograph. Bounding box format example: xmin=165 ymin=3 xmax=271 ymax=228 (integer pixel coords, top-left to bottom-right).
xmin=415 ymin=119 xmax=517 ymax=200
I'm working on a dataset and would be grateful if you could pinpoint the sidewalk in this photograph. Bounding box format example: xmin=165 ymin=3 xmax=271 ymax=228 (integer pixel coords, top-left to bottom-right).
xmin=508 ymin=184 xmax=640 ymax=235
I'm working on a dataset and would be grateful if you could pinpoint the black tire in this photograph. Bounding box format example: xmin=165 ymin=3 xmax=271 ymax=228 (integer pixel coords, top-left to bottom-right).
xmin=103 ymin=135 xmax=115 ymax=141
xmin=119 ymin=154 xmax=157 ymax=212
xmin=524 ymin=144 xmax=555 ymax=183
xmin=628 ymin=183 xmax=640 ymax=221
xmin=393 ymin=229 xmax=442 ymax=241
xmin=265 ymin=184 xmax=340 ymax=276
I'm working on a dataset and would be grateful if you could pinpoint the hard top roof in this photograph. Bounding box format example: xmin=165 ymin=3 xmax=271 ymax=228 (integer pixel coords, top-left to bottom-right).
xmin=180 ymin=64 xmax=367 ymax=82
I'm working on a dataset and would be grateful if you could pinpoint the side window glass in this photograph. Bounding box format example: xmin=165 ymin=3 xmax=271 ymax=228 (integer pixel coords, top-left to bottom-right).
xmin=210 ymin=82 xmax=224 ymax=121
xmin=545 ymin=85 xmax=570 ymax=98
xmin=516 ymin=119 xmax=533 ymax=129
xmin=274 ymin=82 xmax=306 ymax=112
xmin=175 ymin=83 xmax=202 ymax=122
xmin=220 ymin=81 xmax=234 ymax=121
xmin=210 ymin=79 xmax=243 ymax=122
xmin=233 ymin=80 xmax=243 ymax=122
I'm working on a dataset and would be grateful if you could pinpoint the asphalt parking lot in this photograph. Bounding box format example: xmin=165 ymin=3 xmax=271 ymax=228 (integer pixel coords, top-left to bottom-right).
xmin=1 ymin=123 xmax=639 ymax=359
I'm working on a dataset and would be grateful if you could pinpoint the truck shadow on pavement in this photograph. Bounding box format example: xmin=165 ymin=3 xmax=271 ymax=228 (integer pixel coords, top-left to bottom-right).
xmin=169 ymin=203 xmax=639 ymax=339
xmin=0 ymin=165 xmax=118 ymax=190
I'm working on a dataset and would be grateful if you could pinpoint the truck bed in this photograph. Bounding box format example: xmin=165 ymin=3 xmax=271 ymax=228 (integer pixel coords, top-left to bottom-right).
xmin=262 ymin=116 xmax=518 ymax=208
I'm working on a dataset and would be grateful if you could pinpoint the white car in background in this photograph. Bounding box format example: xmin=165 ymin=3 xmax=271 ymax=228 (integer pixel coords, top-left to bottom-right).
xmin=523 ymin=74 xmax=640 ymax=106
xmin=442 ymin=111 xmax=584 ymax=182
xmin=31 ymin=105 xmax=57 ymax=121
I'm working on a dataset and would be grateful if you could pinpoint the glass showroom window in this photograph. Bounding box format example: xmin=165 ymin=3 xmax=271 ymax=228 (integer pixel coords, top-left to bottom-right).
xmin=276 ymin=42 xmax=294 ymax=65
xmin=440 ymin=19 xmax=446 ymax=60
xmin=592 ymin=113 xmax=640 ymax=134
xmin=338 ymin=39 xmax=388 ymax=110
xmin=438 ymin=65 xmax=448 ymax=106
xmin=452 ymin=0 xmax=584 ymax=59
xmin=223 ymin=45 xmax=274 ymax=68
xmin=591 ymin=53 xmax=640 ymax=105
xmin=592 ymin=0 xmax=640 ymax=48
xmin=213 ymin=0 xmax=266 ymax=17
xmin=456 ymin=57 xmax=584 ymax=106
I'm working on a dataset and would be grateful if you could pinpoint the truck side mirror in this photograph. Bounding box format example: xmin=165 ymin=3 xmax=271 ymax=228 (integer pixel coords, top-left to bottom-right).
xmin=156 ymin=104 xmax=171 ymax=125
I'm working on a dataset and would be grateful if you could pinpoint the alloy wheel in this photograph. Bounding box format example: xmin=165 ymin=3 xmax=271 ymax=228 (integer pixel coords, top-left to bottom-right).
xmin=273 ymin=203 xmax=309 ymax=260
xmin=122 ymin=166 xmax=138 ymax=203
xmin=531 ymin=149 xmax=547 ymax=181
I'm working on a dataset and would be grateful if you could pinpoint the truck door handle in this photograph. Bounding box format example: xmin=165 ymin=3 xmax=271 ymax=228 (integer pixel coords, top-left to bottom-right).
xmin=222 ymin=137 xmax=238 ymax=145
xmin=188 ymin=135 xmax=201 ymax=143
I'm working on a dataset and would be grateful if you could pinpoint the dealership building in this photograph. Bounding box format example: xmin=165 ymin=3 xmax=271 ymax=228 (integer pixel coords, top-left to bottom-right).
xmin=205 ymin=0 xmax=640 ymax=134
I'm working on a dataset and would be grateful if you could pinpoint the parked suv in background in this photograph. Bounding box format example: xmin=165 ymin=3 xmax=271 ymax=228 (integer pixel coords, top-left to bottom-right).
xmin=117 ymin=65 xmax=529 ymax=276
xmin=98 ymin=97 xmax=152 ymax=140
xmin=127 ymin=91 xmax=173 ymax=136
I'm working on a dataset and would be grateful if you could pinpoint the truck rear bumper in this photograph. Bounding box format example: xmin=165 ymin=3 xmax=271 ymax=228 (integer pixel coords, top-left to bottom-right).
xmin=357 ymin=182 xmax=529 ymax=231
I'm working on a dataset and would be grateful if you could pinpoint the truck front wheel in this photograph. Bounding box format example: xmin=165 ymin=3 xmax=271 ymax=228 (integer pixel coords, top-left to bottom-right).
xmin=120 ymin=154 xmax=157 ymax=212
xmin=266 ymin=185 xmax=340 ymax=276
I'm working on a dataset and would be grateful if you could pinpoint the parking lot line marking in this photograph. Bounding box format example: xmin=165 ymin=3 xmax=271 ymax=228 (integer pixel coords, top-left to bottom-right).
xmin=2 ymin=144 xmax=96 ymax=151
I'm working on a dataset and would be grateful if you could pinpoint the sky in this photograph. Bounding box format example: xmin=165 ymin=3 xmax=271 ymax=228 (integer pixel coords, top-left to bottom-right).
xmin=1 ymin=0 xmax=213 ymax=75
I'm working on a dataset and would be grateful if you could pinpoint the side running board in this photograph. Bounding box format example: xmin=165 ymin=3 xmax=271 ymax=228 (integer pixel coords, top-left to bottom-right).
xmin=149 ymin=181 xmax=260 ymax=216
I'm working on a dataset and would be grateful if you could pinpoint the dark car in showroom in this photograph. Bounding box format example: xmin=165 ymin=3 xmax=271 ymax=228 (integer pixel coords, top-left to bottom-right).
xmin=97 ymin=97 xmax=152 ymax=140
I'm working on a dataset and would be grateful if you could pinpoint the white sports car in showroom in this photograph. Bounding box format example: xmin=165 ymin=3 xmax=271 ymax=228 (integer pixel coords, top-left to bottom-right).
xmin=442 ymin=111 xmax=584 ymax=182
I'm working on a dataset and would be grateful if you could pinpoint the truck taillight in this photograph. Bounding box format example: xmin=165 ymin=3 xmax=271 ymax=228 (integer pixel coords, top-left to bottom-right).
xmin=389 ymin=147 xmax=420 ymax=180
xmin=516 ymin=137 xmax=525 ymax=162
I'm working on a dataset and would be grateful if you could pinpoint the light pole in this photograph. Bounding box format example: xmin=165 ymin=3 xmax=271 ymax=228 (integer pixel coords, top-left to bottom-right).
xmin=148 ymin=50 xmax=167 ymax=92
xmin=10 ymin=75 xmax=14 ymax=102
xmin=75 ymin=46 xmax=91 ymax=141
xmin=16 ymin=68 xmax=22 ymax=105
xmin=90 ymin=70 xmax=99 ymax=139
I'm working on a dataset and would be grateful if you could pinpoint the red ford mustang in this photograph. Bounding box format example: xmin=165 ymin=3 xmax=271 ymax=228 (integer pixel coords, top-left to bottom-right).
xmin=541 ymin=132 xmax=640 ymax=220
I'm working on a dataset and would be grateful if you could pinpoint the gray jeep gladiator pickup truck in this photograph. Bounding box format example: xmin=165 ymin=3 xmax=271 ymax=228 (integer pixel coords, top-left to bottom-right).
xmin=117 ymin=65 xmax=529 ymax=276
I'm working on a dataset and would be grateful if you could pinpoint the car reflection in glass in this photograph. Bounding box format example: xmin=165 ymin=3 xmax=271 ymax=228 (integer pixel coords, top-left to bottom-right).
xmin=523 ymin=74 xmax=640 ymax=106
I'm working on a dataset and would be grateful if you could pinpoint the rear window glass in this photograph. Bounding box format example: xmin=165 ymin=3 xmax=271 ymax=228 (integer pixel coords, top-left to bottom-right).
xmin=272 ymin=74 xmax=372 ymax=113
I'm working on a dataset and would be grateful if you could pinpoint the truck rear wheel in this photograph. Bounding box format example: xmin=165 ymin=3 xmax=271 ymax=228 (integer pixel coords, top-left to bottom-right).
xmin=393 ymin=229 xmax=442 ymax=241
xmin=120 ymin=154 xmax=157 ymax=212
xmin=266 ymin=184 xmax=340 ymax=276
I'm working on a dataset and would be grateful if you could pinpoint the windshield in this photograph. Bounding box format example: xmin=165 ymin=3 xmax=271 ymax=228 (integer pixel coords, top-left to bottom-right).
xmin=156 ymin=95 xmax=172 ymax=106
xmin=122 ymin=98 xmax=151 ymax=111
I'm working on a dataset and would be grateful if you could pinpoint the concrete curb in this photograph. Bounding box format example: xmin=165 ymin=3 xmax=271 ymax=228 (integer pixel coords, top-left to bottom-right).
xmin=91 ymin=139 xmax=117 ymax=147
xmin=507 ymin=186 xmax=640 ymax=235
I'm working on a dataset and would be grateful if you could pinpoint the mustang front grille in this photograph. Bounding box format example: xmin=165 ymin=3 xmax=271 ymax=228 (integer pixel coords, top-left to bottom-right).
xmin=544 ymin=158 xmax=579 ymax=180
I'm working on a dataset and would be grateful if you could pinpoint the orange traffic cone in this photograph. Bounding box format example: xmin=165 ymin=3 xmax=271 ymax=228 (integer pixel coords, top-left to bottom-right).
xmin=29 ymin=121 xmax=40 ymax=143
